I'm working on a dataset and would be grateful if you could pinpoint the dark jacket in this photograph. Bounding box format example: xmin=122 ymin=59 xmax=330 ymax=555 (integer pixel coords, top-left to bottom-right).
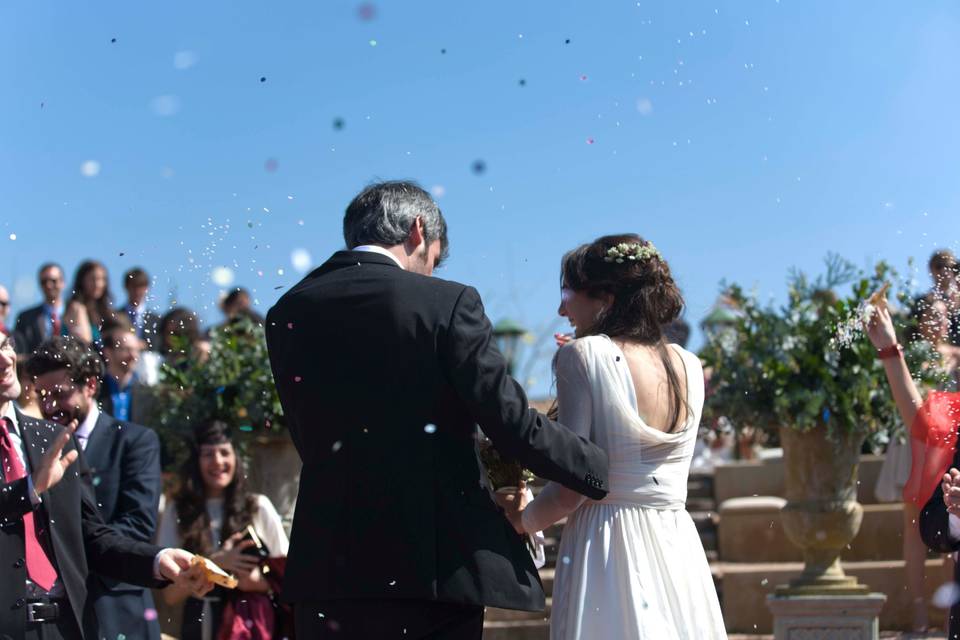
xmin=265 ymin=250 xmax=609 ymax=612
xmin=12 ymin=304 xmax=49 ymax=356
xmin=82 ymin=411 xmax=162 ymax=640
xmin=0 ymin=409 xmax=165 ymax=640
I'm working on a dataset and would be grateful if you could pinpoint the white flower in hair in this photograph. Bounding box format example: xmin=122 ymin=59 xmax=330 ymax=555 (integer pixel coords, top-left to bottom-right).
xmin=604 ymin=241 xmax=661 ymax=264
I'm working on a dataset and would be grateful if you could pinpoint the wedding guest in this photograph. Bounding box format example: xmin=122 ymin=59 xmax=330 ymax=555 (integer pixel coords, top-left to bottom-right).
xmin=867 ymin=300 xmax=960 ymax=634
xmin=157 ymin=420 xmax=289 ymax=640
xmin=874 ymin=295 xmax=960 ymax=631
xmin=0 ymin=326 xmax=211 ymax=639
xmin=119 ymin=267 xmax=161 ymax=350
xmin=159 ymin=307 xmax=211 ymax=366
xmin=214 ymin=288 xmax=264 ymax=334
xmin=98 ymin=318 xmax=153 ymax=423
xmin=29 ymin=335 xmax=164 ymax=640
xmin=13 ymin=263 xmax=66 ymax=357
xmin=927 ymin=249 xmax=960 ymax=346
xmin=62 ymin=260 xmax=113 ymax=345
xmin=0 ymin=284 xmax=10 ymax=334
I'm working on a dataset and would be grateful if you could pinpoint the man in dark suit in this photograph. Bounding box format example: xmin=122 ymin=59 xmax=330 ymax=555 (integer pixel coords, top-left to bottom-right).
xmin=13 ymin=263 xmax=66 ymax=360
xmin=97 ymin=319 xmax=153 ymax=423
xmin=118 ymin=267 xmax=162 ymax=351
xmin=265 ymin=181 xmax=610 ymax=639
xmin=29 ymin=335 xmax=163 ymax=640
xmin=0 ymin=328 xmax=213 ymax=640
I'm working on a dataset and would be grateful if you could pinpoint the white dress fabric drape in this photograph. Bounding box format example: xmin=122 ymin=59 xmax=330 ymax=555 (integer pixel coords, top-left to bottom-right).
xmin=526 ymin=335 xmax=727 ymax=640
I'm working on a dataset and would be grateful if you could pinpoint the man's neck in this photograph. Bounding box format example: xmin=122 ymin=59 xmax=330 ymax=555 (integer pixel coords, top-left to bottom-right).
xmin=127 ymin=299 xmax=144 ymax=310
xmin=0 ymin=400 xmax=10 ymax=419
xmin=44 ymin=298 xmax=61 ymax=309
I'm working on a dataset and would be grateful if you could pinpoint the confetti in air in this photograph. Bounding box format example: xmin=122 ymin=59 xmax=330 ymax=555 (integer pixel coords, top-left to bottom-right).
xmin=80 ymin=160 xmax=101 ymax=178
xmin=173 ymin=50 xmax=198 ymax=70
xmin=211 ymin=266 xmax=235 ymax=287
xmin=151 ymin=95 xmax=181 ymax=117
xmin=291 ymin=249 xmax=313 ymax=273
xmin=356 ymin=2 xmax=376 ymax=20
xmin=333 ymin=117 xmax=345 ymax=131
xmin=264 ymin=158 xmax=279 ymax=173
xmin=260 ymin=76 xmax=267 ymax=83
xmin=636 ymin=98 xmax=653 ymax=115
xmin=471 ymin=160 xmax=487 ymax=175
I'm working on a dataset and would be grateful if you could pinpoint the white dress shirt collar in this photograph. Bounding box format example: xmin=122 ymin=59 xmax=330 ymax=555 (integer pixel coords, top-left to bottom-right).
xmin=1 ymin=402 xmax=18 ymax=434
xmin=75 ymin=403 xmax=100 ymax=449
xmin=353 ymin=245 xmax=405 ymax=270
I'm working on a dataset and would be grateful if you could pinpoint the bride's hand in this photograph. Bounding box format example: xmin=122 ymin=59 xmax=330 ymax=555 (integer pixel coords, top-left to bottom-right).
xmin=554 ymin=333 xmax=573 ymax=348
xmin=865 ymin=304 xmax=897 ymax=350
xmin=494 ymin=483 xmax=530 ymax=534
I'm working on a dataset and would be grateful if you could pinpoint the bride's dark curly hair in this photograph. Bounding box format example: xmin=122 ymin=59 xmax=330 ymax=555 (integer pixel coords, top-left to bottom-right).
xmin=174 ymin=420 xmax=257 ymax=557
xmin=559 ymin=233 xmax=689 ymax=432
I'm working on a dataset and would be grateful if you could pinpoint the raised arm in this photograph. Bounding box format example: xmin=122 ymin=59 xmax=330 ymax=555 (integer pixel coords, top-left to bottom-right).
xmin=866 ymin=304 xmax=923 ymax=426
xmin=440 ymin=286 xmax=608 ymax=499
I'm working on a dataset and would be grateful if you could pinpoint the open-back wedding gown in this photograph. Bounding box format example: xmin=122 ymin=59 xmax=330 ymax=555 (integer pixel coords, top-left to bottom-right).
xmin=523 ymin=335 xmax=727 ymax=640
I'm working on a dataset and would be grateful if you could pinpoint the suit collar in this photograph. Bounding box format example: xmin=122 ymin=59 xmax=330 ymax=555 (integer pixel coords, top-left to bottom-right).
xmin=83 ymin=411 xmax=114 ymax=461
xmin=308 ymin=250 xmax=404 ymax=278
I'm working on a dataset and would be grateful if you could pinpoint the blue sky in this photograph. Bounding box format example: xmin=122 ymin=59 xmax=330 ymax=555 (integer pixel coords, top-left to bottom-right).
xmin=2 ymin=1 xmax=959 ymax=395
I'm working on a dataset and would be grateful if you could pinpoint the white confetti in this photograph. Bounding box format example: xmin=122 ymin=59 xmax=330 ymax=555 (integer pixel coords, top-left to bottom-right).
xmin=80 ymin=160 xmax=101 ymax=177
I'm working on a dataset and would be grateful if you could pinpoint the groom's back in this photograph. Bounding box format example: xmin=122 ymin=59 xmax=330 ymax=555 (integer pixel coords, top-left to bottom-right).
xmin=265 ymin=249 xmax=545 ymax=610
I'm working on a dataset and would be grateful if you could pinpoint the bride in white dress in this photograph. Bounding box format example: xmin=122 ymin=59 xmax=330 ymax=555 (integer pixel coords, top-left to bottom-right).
xmin=520 ymin=234 xmax=727 ymax=640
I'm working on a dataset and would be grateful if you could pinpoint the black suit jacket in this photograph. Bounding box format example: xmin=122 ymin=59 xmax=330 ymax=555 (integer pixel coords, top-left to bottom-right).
xmin=919 ymin=447 xmax=960 ymax=637
xmin=118 ymin=304 xmax=162 ymax=351
xmin=0 ymin=409 xmax=165 ymax=640
xmin=13 ymin=304 xmax=48 ymax=356
xmin=265 ymin=250 xmax=609 ymax=612
xmin=81 ymin=411 xmax=162 ymax=636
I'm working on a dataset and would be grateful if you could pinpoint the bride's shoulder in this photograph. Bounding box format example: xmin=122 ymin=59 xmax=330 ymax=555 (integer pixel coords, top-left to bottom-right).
xmin=668 ymin=344 xmax=705 ymax=380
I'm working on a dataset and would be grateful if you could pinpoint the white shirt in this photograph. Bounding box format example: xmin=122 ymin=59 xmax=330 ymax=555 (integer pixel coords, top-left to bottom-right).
xmin=353 ymin=245 xmax=404 ymax=269
xmin=74 ymin=404 xmax=100 ymax=451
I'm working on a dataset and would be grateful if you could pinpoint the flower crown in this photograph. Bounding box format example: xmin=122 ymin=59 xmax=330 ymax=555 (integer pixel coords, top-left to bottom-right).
xmin=603 ymin=241 xmax=661 ymax=264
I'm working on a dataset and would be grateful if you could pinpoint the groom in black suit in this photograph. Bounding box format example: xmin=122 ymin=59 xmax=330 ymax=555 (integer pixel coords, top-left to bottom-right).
xmin=266 ymin=181 xmax=609 ymax=639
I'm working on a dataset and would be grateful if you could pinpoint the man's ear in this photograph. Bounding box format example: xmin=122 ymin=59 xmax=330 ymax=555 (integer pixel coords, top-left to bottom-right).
xmin=405 ymin=217 xmax=426 ymax=252
xmin=83 ymin=376 xmax=99 ymax=400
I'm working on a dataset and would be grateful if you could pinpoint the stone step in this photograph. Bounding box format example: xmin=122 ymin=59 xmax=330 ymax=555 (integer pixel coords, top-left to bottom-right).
xmin=482 ymin=619 xmax=549 ymax=640
xmin=713 ymin=558 xmax=953 ymax=634
xmin=718 ymin=499 xmax=907 ymax=563
xmin=688 ymin=472 xmax=716 ymax=499
xmin=685 ymin=496 xmax=717 ymax=512
xmin=485 ymin=598 xmax=552 ymax=622
xmin=714 ymin=454 xmax=886 ymax=505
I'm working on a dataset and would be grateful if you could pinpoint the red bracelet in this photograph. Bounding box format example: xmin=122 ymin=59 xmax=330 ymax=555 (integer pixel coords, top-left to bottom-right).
xmin=876 ymin=343 xmax=903 ymax=360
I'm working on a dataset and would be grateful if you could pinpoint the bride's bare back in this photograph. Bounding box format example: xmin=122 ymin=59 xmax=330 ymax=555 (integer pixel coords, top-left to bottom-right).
xmin=612 ymin=340 xmax=689 ymax=433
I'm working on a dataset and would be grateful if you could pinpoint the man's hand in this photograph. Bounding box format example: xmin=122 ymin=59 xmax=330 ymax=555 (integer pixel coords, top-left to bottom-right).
xmin=494 ymin=483 xmax=530 ymax=534
xmin=158 ymin=549 xmax=215 ymax=598
xmin=942 ymin=468 xmax=960 ymax=516
xmin=33 ymin=420 xmax=79 ymax=494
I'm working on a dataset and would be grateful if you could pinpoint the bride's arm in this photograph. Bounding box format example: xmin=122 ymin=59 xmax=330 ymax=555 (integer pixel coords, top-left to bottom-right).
xmin=521 ymin=342 xmax=592 ymax=533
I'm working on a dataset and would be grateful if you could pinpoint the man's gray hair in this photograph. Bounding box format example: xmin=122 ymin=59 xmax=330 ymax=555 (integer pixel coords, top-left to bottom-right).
xmin=343 ymin=181 xmax=449 ymax=264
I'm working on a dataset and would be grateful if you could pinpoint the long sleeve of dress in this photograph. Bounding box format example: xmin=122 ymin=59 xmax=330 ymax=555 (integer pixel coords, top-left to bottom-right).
xmin=522 ymin=341 xmax=594 ymax=533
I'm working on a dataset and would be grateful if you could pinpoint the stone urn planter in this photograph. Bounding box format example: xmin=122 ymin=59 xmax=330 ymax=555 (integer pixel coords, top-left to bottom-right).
xmin=246 ymin=432 xmax=301 ymax=536
xmin=776 ymin=425 xmax=869 ymax=595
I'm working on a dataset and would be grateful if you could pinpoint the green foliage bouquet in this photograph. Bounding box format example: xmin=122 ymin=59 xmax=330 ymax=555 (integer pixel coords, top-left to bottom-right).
xmin=700 ymin=254 xmax=946 ymax=446
xmin=150 ymin=316 xmax=284 ymax=466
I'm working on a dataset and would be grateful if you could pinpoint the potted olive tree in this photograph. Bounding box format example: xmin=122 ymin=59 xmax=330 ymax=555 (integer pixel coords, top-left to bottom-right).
xmin=701 ymin=255 xmax=942 ymax=594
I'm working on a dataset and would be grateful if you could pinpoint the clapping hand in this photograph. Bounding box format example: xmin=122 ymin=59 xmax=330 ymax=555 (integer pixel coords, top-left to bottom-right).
xmin=210 ymin=531 xmax=260 ymax=578
xmin=33 ymin=420 xmax=79 ymax=494
xmin=157 ymin=549 xmax=215 ymax=598
xmin=942 ymin=469 xmax=960 ymax=516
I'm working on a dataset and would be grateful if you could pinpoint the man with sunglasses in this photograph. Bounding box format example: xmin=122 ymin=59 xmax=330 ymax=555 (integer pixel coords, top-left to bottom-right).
xmin=14 ymin=263 xmax=66 ymax=358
